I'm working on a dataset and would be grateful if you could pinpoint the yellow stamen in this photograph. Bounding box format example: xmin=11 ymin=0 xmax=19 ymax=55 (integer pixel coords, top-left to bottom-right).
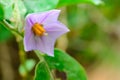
xmin=32 ymin=23 xmax=46 ymax=36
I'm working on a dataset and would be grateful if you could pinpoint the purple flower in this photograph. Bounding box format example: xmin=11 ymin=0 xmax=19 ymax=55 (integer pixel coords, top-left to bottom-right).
xmin=24 ymin=10 xmax=69 ymax=56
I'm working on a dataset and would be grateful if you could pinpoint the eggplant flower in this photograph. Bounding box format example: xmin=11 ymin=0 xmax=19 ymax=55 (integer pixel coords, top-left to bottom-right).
xmin=24 ymin=10 xmax=69 ymax=56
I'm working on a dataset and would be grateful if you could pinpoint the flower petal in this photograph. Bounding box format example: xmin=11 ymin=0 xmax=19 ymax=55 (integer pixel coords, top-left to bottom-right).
xmin=24 ymin=32 xmax=45 ymax=52
xmin=45 ymin=21 xmax=70 ymax=39
xmin=25 ymin=9 xmax=60 ymax=27
xmin=24 ymin=30 xmax=55 ymax=56
xmin=24 ymin=31 xmax=36 ymax=51
xmin=41 ymin=10 xmax=61 ymax=25
xmin=24 ymin=29 xmax=50 ymax=55
xmin=41 ymin=36 xmax=56 ymax=56
xmin=38 ymin=22 xmax=69 ymax=56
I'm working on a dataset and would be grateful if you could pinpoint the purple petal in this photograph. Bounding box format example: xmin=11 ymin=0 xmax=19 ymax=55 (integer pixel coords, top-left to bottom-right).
xmin=24 ymin=32 xmax=45 ymax=52
xmin=41 ymin=36 xmax=56 ymax=56
xmin=45 ymin=21 xmax=70 ymax=39
xmin=24 ymin=31 xmax=55 ymax=56
xmin=25 ymin=9 xmax=60 ymax=28
xmin=25 ymin=11 xmax=49 ymax=30
xmin=41 ymin=10 xmax=61 ymax=25
xmin=24 ymin=18 xmax=33 ymax=31
xmin=24 ymin=31 xmax=36 ymax=51
xmin=38 ymin=22 xmax=69 ymax=56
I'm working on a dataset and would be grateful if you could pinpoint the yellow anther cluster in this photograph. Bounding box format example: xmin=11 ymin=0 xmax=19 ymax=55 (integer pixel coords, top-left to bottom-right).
xmin=32 ymin=23 xmax=46 ymax=36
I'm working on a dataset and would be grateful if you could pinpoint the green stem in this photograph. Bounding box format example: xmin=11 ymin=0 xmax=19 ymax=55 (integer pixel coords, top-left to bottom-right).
xmin=18 ymin=39 xmax=32 ymax=80
xmin=0 ymin=19 xmax=23 ymax=37
xmin=34 ymin=51 xmax=55 ymax=80
xmin=18 ymin=41 xmax=26 ymax=66
xmin=44 ymin=60 xmax=55 ymax=80
xmin=34 ymin=50 xmax=44 ymax=61
xmin=3 ymin=19 xmax=15 ymax=29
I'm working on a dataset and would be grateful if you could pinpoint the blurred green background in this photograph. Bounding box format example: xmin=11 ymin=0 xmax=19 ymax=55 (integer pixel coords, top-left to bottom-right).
xmin=0 ymin=0 xmax=120 ymax=80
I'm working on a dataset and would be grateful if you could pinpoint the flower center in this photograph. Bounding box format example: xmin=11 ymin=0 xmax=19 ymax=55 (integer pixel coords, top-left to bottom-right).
xmin=32 ymin=23 xmax=46 ymax=36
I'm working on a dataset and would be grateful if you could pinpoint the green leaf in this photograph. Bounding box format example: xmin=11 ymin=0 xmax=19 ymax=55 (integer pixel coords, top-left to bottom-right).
xmin=0 ymin=4 xmax=4 ymax=20
xmin=34 ymin=61 xmax=52 ymax=80
xmin=57 ymin=0 xmax=103 ymax=7
xmin=0 ymin=0 xmax=13 ymax=19
xmin=0 ymin=22 xmax=12 ymax=42
xmin=45 ymin=48 xmax=87 ymax=80
xmin=23 ymin=0 xmax=59 ymax=13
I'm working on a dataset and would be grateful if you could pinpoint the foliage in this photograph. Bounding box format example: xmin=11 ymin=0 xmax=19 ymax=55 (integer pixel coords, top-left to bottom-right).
xmin=35 ymin=49 xmax=87 ymax=80
xmin=57 ymin=0 xmax=102 ymax=7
